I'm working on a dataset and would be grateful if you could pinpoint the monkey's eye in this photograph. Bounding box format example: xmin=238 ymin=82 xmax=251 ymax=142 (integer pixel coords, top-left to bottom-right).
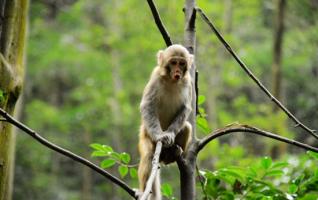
xmin=179 ymin=61 xmax=186 ymax=67
xmin=170 ymin=60 xmax=177 ymax=66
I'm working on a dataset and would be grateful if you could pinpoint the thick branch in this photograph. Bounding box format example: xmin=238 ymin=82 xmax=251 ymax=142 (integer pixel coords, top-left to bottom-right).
xmin=146 ymin=0 xmax=172 ymax=46
xmin=196 ymin=8 xmax=318 ymax=140
xmin=0 ymin=108 xmax=137 ymax=199
xmin=139 ymin=141 xmax=162 ymax=200
xmin=197 ymin=124 xmax=318 ymax=153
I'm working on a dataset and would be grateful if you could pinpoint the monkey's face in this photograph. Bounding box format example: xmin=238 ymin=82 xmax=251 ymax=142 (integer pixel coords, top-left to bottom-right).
xmin=166 ymin=57 xmax=187 ymax=81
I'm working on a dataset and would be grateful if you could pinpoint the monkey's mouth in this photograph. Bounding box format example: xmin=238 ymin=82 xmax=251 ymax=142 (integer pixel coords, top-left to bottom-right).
xmin=174 ymin=74 xmax=181 ymax=81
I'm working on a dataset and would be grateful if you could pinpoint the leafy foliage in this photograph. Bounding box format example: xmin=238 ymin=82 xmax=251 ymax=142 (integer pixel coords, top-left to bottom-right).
xmin=90 ymin=143 xmax=137 ymax=179
xmin=198 ymin=152 xmax=318 ymax=200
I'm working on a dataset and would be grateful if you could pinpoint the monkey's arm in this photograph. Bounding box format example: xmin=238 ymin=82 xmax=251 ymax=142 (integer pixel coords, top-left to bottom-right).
xmin=140 ymin=84 xmax=162 ymax=142
xmin=166 ymin=104 xmax=191 ymax=135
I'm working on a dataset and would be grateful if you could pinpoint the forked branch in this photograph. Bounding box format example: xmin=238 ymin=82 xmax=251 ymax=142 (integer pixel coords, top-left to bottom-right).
xmin=146 ymin=0 xmax=173 ymax=46
xmin=0 ymin=108 xmax=137 ymax=199
xmin=196 ymin=7 xmax=318 ymax=140
xmin=197 ymin=124 xmax=318 ymax=153
xmin=139 ymin=141 xmax=162 ymax=200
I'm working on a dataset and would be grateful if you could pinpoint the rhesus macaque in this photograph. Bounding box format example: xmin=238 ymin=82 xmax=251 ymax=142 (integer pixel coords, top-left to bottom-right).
xmin=138 ymin=44 xmax=193 ymax=200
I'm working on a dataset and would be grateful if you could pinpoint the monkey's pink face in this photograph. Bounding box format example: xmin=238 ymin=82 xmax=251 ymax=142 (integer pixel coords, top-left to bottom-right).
xmin=166 ymin=57 xmax=188 ymax=82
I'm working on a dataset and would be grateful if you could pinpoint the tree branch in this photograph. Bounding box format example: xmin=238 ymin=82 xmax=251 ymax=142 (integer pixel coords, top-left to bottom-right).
xmin=146 ymin=0 xmax=173 ymax=46
xmin=197 ymin=124 xmax=318 ymax=153
xmin=196 ymin=7 xmax=318 ymax=140
xmin=139 ymin=141 xmax=162 ymax=200
xmin=0 ymin=108 xmax=137 ymax=199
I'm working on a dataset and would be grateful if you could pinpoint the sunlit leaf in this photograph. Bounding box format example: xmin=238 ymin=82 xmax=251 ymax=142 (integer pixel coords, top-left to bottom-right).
xmin=307 ymin=151 xmax=318 ymax=160
xmin=161 ymin=183 xmax=173 ymax=197
xmin=101 ymin=159 xmax=116 ymax=168
xmin=91 ymin=151 xmax=107 ymax=157
xmin=198 ymin=95 xmax=206 ymax=105
xmin=271 ymin=162 xmax=288 ymax=169
xmin=118 ymin=165 xmax=128 ymax=178
xmin=288 ymin=184 xmax=298 ymax=194
xmin=120 ymin=152 xmax=131 ymax=164
xmin=129 ymin=168 xmax=137 ymax=179
xmin=264 ymin=169 xmax=284 ymax=177
xmin=261 ymin=157 xmax=272 ymax=169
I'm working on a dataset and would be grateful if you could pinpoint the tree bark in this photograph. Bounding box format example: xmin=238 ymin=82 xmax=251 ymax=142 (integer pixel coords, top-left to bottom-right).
xmin=0 ymin=1 xmax=28 ymax=200
xmin=272 ymin=0 xmax=286 ymax=110
xmin=177 ymin=0 xmax=197 ymax=199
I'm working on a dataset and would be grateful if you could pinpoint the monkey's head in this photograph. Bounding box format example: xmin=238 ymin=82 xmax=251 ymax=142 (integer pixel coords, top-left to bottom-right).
xmin=157 ymin=44 xmax=193 ymax=82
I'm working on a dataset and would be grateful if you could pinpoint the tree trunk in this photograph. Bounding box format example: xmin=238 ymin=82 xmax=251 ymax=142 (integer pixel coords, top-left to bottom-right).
xmin=0 ymin=1 xmax=28 ymax=200
xmin=272 ymin=0 xmax=286 ymax=110
xmin=177 ymin=0 xmax=197 ymax=200
xmin=271 ymin=0 xmax=286 ymax=158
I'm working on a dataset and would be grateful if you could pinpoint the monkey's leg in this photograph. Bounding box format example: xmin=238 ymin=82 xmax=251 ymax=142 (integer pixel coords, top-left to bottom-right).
xmin=138 ymin=134 xmax=154 ymax=191
xmin=175 ymin=121 xmax=192 ymax=151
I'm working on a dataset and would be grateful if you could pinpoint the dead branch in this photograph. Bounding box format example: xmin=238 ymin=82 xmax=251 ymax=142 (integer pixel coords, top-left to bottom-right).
xmin=196 ymin=7 xmax=318 ymax=140
xmin=146 ymin=0 xmax=173 ymax=46
xmin=139 ymin=141 xmax=162 ymax=200
xmin=197 ymin=124 xmax=318 ymax=153
xmin=0 ymin=108 xmax=137 ymax=199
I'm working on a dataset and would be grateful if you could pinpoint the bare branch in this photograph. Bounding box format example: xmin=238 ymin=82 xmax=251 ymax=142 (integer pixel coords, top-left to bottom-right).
xmin=197 ymin=124 xmax=318 ymax=153
xmin=146 ymin=0 xmax=173 ymax=46
xmin=196 ymin=7 xmax=318 ymax=140
xmin=139 ymin=141 xmax=162 ymax=200
xmin=0 ymin=108 xmax=137 ymax=199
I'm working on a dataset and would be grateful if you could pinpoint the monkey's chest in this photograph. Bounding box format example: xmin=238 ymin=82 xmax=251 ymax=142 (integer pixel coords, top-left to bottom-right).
xmin=157 ymin=88 xmax=187 ymax=130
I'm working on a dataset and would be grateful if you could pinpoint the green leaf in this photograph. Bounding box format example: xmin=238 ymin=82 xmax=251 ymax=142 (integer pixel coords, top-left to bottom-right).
xmin=91 ymin=151 xmax=107 ymax=157
xmin=288 ymin=184 xmax=298 ymax=194
xmin=120 ymin=152 xmax=131 ymax=164
xmin=110 ymin=152 xmax=121 ymax=160
xmin=247 ymin=167 xmax=257 ymax=178
xmin=264 ymin=169 xmax=284 ymax=177
xmin=307 ymin=151 xmax=318 ymax=160
xmin=161 ymin=183 xmax=173 ymax=197
xmin=118 ymin=165 xmax=128 ymax=178
xmin=90 ymin=143 xmax=113 ymax=153
xmin=129 ymin=168 xmax=138 ymax=178
xmin=271 ymin=162 xmax=288 ymax=169
xmin=261 ymin=157 xmax=272 ymax=169
xmin=219 ymin=168 xmax=244 ymax=182
xmin=198 ymin=95 xmax=206 ymax=105
xmin=196 ymin=116 xmax=210 ymax=134
xmin=101 ymin=159 xmax=116 ymax=168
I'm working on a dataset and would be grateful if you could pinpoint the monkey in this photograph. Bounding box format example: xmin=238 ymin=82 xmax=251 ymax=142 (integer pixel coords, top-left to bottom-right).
xmin=138 ymin=44 xmax=193 ymax=200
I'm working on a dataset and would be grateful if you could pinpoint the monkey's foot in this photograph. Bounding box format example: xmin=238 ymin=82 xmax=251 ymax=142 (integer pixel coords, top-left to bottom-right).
xmin=133 ymin=188 xmax=143 ymax=199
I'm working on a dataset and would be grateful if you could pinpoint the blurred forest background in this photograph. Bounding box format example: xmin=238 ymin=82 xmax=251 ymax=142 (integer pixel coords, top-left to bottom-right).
xmin=12 ymin=0 xmax=318 ymax=199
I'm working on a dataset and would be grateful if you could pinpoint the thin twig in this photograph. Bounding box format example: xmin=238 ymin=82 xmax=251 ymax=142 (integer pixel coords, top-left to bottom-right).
xmin=0 ymin=108 xmax=137 ymax=199
xmin=196 ymin=8 xmax=318 ymax=140
xmin=139 ymin=141 xmax=162 ymax=200
xmin=196 ymin=164 xmax=208 ymax=199
xmin=197 ymin=124 xmax=318 ymax=153
xmin=195 ymin=70 xmax=199 ymax=115
xmin=146 ymin=0 xmax=173 ymax=46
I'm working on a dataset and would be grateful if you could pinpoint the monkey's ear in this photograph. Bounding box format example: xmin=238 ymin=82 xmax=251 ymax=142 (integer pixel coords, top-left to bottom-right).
xmin=188 ymin=54 xmax=194 ymax=68
xmin=157 ymin=50 xmax=164 ymax=66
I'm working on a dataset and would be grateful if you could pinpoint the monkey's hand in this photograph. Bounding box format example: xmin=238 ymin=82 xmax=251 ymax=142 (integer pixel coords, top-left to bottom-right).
xmin=156 ymin=132 xmax=175 ymax=147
